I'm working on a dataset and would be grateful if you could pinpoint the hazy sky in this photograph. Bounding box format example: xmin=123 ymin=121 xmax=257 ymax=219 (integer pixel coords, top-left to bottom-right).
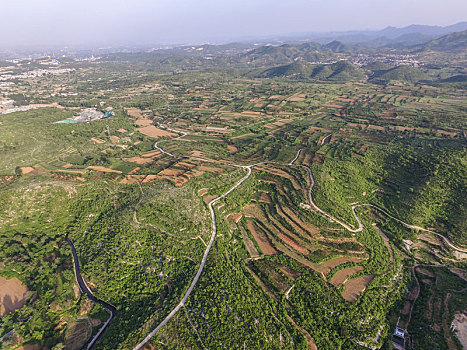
xmin=1 ymin=0 xmax=466 ymax=47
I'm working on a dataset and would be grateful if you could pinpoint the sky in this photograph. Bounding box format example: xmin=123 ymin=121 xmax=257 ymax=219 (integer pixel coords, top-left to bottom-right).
xmin=1 ymin=0 xmax=466 ymax=47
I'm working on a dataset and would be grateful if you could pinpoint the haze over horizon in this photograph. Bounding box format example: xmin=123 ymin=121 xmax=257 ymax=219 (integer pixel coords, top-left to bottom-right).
xmin=1 ymin=0 xmax=466 ymax=48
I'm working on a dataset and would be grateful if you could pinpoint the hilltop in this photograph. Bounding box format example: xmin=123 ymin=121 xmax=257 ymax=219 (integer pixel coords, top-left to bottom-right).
xmin=415 ymin=29 xmax=467 ymax=52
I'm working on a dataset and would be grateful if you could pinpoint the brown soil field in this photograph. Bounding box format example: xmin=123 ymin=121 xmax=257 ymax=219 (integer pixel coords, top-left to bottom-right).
xmin=322 ymin=256 xmax=363 ymax=269
xmin=142 ymin=175 xmax=159 ymax=183
xmin=117 ymin=128 xmax=128 ymax=133
xmin=198 ymin=188 xmax=209 ymax=196
xmin=265 ymin=212 xmax=311 ymax=251
xmin=366 ymin=124 xmax=386 ymax=131
xmin=126 ymin=108 xmax=144 ymax=118
xmin=109 ymin=135 xmax=120 ymax=143
xmin=141 ymin=150 xmax=161 ymax=158
xmin=0 ymin=277 xmax=28 ymax=316
xmin=177 ymin=161 xmax=196 ymax=168
xmin=137 ymin=125 xmax=176 ymax=138
xmin=91 ymin=137 xmax=105 ymax=144
xmin=241 ymin=227 xmax=259 ymax=258
xmin=395 ymin=126 xmax=416 ymax=132
xmin=195 ymin=165 xmax=222 ymax=174
xmin=56 ymin=169 xmax=85 ymax=175
xmin=20 ymin=167 xmax=37 ymax=175
xmin=190 ymin=150 xmax=204 ymax=157
xmin=124 ymin=156 xmax=154 ymax=165
xmin=129 ymin=167 xmax=141 ymax=175
xmin=288 ymin=93 xmax=307 ymax=102
xmin=226 ymin=213 xmax=243 ymax=223
xmin=228 ymin=145 xmax=238 ymax=153
xmin=307 ymin=126 xmax=332 ymax=133
xmin=275 ymin=205 xmax=310 ymax=240
xmin=330 ymin=266 xmax=364 ymax=286
xmin=278 ymin=233 xmax=309 ymax=255
xmin=241 ymin=110 xmax=263 ymax=116
xmin=436 ymin=129 xmax=458 ymax=137
xmin=247 ymin=221 xmax=277 ymax=255
xmin=159 ymin=168 xmax=185 ymax=176
xmin=62 ymin=163 xmax=73 ymax=169
xmin=86 ymin=166 xmax=121 ymax=174
xmin=283 ymin=207 xmax=320 ymax=235
xmin=418 ymin=233 xmax=443 ymax=246
xmin=323 ymin=103 xmax=344 ymax=108
xmin=243 ymin=203 xmax=266 ymax=219
xmin=120 ymin=175 xmax=146 ymax=185
xmin=342 ymin=275 xmax=375 ymax=302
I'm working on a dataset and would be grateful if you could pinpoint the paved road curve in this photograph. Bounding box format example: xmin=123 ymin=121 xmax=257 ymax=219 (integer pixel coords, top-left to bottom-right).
xmin=134 ymin=132 xmax=466 ymax=350
xmin=133 ymin=166 xmax=252 ymax=350
xmin=67 ymin=238 xmax=117 ymax=350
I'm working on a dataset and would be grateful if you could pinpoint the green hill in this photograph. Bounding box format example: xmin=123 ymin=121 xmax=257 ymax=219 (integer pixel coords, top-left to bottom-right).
xmin=370 ymin=65 xmax=430 ymax=83
xmin=310 ymin=61 xmax=366 ymax=81
xmin=243 ymin=44 xmax=303 ymax=64
xmin=416 ymin=30 xmax=467 ymax=52
xmin=323 ymin=40 xmax=353 ymax=53
xmin=363 ymin=61 xmax=394 ymax=72
xmin=257 ymin=61 xmax=315 ymax=78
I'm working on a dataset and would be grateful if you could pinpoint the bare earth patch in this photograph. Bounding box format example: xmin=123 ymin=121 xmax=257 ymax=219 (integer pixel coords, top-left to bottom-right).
xmin=0 ymin=277 xmax=28 ymax=316
xmin=342 ymin=275 xmax=374 ymax=302
xmin=124 ymin=156 xmax=154 ymax=165
xmin=137 ymin=125 xmax=176 ymax=138
xmin=451 ymin=311 xmax=467 ymax=350
xmin=20 ymin=167 xmax=36 ymax=175
xmin=330 ymin=266 xmax=364 ymax=286
xmin=86 ymin=166 xmax=122 ymax=174
xmin=198 ymin=188 xmax=209 ymax=196
xmin=322 ymin=256 xmax=363 ymax=269
xmin=91 ymin=137 xmax=105 ymax=144
xmin=247 ymin=221 xmax=277 ymax=255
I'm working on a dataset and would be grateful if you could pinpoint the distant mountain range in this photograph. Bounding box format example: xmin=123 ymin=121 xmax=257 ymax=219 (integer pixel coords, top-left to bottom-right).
xmin=284 ymin=22 xmax=467 ymax=48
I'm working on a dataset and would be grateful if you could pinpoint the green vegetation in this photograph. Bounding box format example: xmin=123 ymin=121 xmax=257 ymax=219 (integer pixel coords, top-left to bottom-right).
xmin=0 ymin=40 xmax=466 ymax=349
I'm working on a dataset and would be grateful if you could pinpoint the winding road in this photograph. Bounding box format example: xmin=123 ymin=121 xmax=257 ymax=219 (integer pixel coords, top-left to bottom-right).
xmin=67 ymin=238 xmax=117 ymax=350
xmin=133 ymin=164 xmax=253 ymax=350
xmin=133 ymin=134 xmax=466 ymax=349
xmin=293 ymin=150 xmax=467 ymax=253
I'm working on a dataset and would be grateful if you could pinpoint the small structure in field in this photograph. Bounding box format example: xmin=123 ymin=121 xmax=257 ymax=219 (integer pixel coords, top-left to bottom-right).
xmin=392 ymin=326 xmax=409 ymax=350
xmin=54 ymin=108 xmax=115 ymax=124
